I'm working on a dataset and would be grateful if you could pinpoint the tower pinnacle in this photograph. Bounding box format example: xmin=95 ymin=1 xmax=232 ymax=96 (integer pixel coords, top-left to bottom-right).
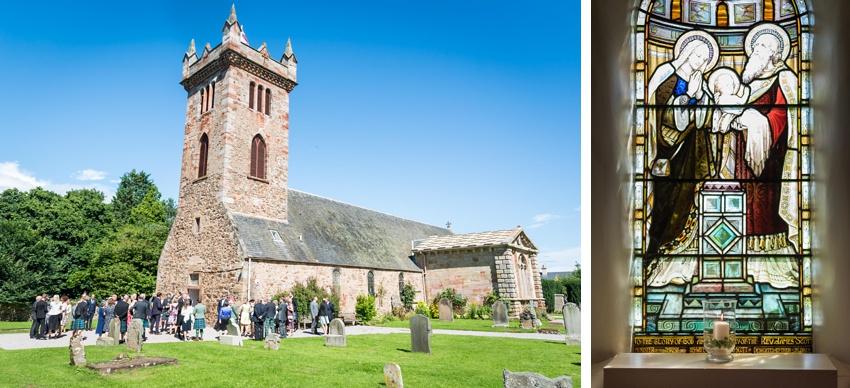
xmin=228 ymin=4 xmax=238 ymax=24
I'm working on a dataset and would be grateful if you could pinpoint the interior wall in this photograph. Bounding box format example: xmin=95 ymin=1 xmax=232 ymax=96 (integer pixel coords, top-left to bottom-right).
xmin=590 ymin=0 xmax=635 ymax=364
xmin=591 ymin=0 xmax=850 ymax=365
xmin=811 ymin=0 xmax=850 ymax=363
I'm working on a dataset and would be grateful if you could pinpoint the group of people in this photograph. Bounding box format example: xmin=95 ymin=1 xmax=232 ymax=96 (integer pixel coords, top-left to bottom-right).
xmin=29 ymin=291 xmax=338 ymax=342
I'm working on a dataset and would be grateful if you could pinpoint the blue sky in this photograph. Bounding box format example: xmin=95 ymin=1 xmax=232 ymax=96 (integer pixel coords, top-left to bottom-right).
xmin=0 ymin=1 xmax=579 ymax=272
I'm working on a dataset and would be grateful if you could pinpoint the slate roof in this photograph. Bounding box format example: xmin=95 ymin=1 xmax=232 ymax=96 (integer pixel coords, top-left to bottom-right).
xmin=412 ymin=227 xmax=537 ymax=252
xmin=230 ymin=189 xmax=454 ymax=271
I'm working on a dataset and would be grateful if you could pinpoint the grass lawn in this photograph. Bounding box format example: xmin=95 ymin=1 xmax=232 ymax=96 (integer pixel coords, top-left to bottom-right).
xmin=0 ymin=320 xmax=102 ymax=334
xmin=0 ymin=333 xmax=577 ymax=387
xmin=376 ymin=318 xmax=567 ymax=334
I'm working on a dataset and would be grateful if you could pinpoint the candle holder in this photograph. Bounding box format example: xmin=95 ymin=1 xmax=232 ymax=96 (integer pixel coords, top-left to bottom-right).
xmin=703 ymin=298 xmax=736 ymax=363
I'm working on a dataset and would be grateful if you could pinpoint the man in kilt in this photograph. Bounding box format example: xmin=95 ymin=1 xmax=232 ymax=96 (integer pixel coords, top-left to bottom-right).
xmin=131 ymin=294 xmax=151 ymax=342
xmin=70 ymin=295 xmax=89 ymax=337
xmin=193 ymin=297 xmax=207 ymax=341
xmin=114 ymin=295 xmax=130 ymax=344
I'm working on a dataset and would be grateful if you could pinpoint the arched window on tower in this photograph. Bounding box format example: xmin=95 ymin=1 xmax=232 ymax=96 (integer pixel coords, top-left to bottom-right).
xmin=249 ymin=81 xmax=255 ymax=110
xmin=257 ymin=85 xmax=264 ymax=113
xmin=367 ymin=271 xmax=375 ymax=297
xmin=200 ymin=87 xmax=205 ymax=113
xmin=398 ymin=273 xmax=404 ymax=296
xmin=198 ymin=133 xmax=209 ymax=178
xmin=250 ymin=134 xmax=266 ymax=180
xmin=265 ymin=88 xmax=271 ymax=115
xmin=210 ymin=81 xmax=215 ymax=110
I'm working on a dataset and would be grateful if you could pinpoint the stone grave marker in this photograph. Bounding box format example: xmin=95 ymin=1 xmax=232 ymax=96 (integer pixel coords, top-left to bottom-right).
xmin=325 ymin=318 xmax=346 ymax=347
xmin=554 ymin=294 xmax=566 ymax=313
xmin=520 ymin=307 xmax=534 ymax=329
xmin=384 ymin=362 xmax=404 ymax=388
xmin=126 ymin=319 xmax=144 ymax=352
xmin=264 ymin=333 xmax=280 ymax=350
xmin=410 ymin=314 xmax=431 ymax=354
xmin=96 ymin=336 xmax=115 ymax=347
xmin=503 ymin=369 xmax=572 ymax=388
xmin=492 ymin=301 xmax=509 ymax=327
xmin=563 ymin=303 xmax=581 ymax=336
xmin=438 ymin=298 xmax=453 ymax=322
xmin=220 ymin=319 xmax=243 ymax=346
xmin=108 ymin=318 xmax=121 ymax=344
xmin=529 ymin=305 xmax=542 ymax=328
xmin=69 ymin=332 xmax=86 ymax=366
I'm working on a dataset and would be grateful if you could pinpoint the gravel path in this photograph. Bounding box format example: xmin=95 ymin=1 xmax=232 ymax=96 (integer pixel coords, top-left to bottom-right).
xmin=0 ymin=325 xmax=576 ymax=350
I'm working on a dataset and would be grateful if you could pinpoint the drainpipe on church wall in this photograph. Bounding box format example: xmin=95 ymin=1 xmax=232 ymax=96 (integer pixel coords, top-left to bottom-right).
xmin=247 ymin=258 xmax=252 ymax=300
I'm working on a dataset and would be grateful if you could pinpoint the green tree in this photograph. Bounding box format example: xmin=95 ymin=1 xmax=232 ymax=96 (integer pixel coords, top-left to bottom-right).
xmin=399 ymin=282 xmax=416 ymax=310
xmin=162 ymin=197 xmax=178 ymax=229
xmin=112 ymin=170 xmax=160 ymax=225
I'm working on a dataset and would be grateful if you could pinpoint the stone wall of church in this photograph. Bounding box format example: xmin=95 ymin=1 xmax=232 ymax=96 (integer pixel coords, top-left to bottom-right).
xmin=419 ymin=249 xmax=499 ymax=305
xmin=245 ymin=261 xmax=425 ymax=317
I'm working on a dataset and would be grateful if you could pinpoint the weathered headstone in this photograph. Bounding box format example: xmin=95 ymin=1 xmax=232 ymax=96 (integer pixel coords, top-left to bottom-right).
xmin=264 ymin=333 xmax=280 ymax=350
xmin=410 ymin=314 xmax=431 ymax=354
xmin=520 ymin=307 xmax=535 ymax=329
xmin=69 ymin=332 xmax=86 ymax=366
xmin=384 ymin=362 xmax=404 ymax=388
xmin=324 ymin=318 xmax=346 ymax=347
xmin=492 ymin=301 xmax=509 ymax=327
xmin=96 ymin=336 xmax=116 ymax=347
xmin=554 ymin=294 xmax=566 ymax=313
xmin=438 ymin=298 xmax=453 ymax=322
xmin=563 ymin=303 xmax=581 ymax=336
xmin=503 ymin=369 xmax=572 ymax=388
xmin=126 ymin=319 xmax=144 ymax=352
xmin=108 ymin=318 xmax=121 ymax=344
xmin=220 ymin=320 xmax=244 ymax=346
xmin=529 ymin=305 xmax=542 ymax=328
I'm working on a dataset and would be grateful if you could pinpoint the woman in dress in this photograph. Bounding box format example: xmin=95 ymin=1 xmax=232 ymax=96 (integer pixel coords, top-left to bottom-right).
xmin=240 ymin=300 xmax=252 ymax=337
xmin=46 ymin=295 xmax=62 ymax=339
xmin=94 ymin=300 xmax=107 ymax=338
xmin=102 ymin=297 xmax=116 ymax=335
xmin=167 ymin=299 xmax=179 ymax=334
xmin=59 ymin=295 xmax=70 ymax=336
xmin=179 ymin=301 xmax=193 ymax=341
xmin=286 ymin=296 xmax=295 ymax=337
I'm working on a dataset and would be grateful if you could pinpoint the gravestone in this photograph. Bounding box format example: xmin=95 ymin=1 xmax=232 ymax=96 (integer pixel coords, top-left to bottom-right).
xmin=438 ymin=298 xmax=453 ymax=322
xmin=520 ymin=307 xmax=535 ymax=329
xmin=220 ymin=320 xmax=243 ymax=346
xmin=126 ymin=319 xmax=144 ymax=352
xmin=108 ymin=318 xmax=121 ymax=344
xmin=325 ymin=318 xmax=346 ymax=347
xmin=410 ymin=314 xmax=432 ymax=354
xmin=492 ymin=301 xmax=509 ymax=327
xmin=554 ymin=294 xmax=566 ymax=313
xmin=503 ymin=369 xmax=572 ymax=388
xmin=563 ymin=303 xmax=581 ymax=336
xmin=69 ymin=332 xmax=86 ymax=366
xmin=96 ymin=336 xmax=115 ymax=347
xmin=264 ymin=333 xmax=280 ymax=350
xmin=529 ymin=305 xmax=542 ymax=328
xmin=384 ymin=362 xmax=404 ymax=388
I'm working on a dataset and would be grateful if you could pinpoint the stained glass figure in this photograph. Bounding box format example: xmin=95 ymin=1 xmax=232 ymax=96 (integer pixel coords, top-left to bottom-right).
xmin=631 ymin=0 xmax=813 ymax=354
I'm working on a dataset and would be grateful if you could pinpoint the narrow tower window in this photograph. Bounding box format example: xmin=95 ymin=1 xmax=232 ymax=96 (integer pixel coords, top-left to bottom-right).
xmin=398 ymin=273 xmax=404 ymax=296
xmin=198 ymin=133 xmax=209 ymax=178
xmin=200 ymin=88 xmax=205 ymax=113
xmin=265 ymin=88 xmax=271 ymax=115
xmin=257 ymin=85 xmax=264 ymax=113
xmin=249 ymin=81 xmax=255 ymax=109
xmin=210 ymin=81 xmax=216 ymax=110
xmin=250 ymin=134 xmax=266 ymax=180
xmin=368 ymin=271 xmax=375 ymax=297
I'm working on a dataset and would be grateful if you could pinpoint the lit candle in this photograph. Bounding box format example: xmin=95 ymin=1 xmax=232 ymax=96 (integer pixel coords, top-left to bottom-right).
xmin=713 ymin=320 xmax=730 ymax=340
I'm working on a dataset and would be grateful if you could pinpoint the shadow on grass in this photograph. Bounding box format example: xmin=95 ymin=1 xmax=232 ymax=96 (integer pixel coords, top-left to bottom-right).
xmin=396 ymin=348 xmax=411 ymax=353
xmin=572 ymin=362 xmax=581 ymax=366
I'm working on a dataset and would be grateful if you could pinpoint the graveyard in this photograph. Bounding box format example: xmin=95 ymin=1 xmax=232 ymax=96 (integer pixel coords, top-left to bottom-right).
xmin=0 ymin=331 xmax=578 ymax=386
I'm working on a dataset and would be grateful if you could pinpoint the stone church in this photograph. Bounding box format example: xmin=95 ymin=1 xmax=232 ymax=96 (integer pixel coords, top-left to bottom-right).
xmin=155 ymin=7 xmax=544 ymax=323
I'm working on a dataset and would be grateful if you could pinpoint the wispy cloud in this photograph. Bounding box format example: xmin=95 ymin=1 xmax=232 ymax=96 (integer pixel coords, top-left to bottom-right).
xmin=0 ymin=161 xmax=115 ymax=201
xmin=537 ymin=246 xmax=581 ymax=272
xmin=72 ymin=169 xmax=108 ymax=181
xmin=529 ymin=213 xmax=562 ymax=228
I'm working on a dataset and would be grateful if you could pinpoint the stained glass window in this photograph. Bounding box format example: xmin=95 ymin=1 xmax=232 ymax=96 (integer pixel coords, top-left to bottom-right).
xmin=631 ymin=0 xmax=813 ymax=354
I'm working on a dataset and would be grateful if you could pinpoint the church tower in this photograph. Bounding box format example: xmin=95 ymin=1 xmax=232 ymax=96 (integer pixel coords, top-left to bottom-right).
xmin=156 ymin=6 xmax=297 ymax=306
